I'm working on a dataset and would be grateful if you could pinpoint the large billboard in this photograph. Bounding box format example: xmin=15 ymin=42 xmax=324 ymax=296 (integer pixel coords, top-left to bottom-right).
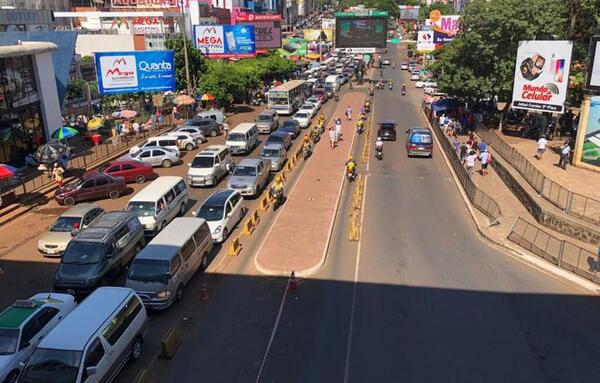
xmin=111 ymin=0 xmax=177 ymax=7
xmin=511 ymin=40 xmax=573 ymax=114
xmin=303 ymin=29 xmax=334 ymax=42
xmin=335 ymin=16 xmax=387 ymax=49
xmin=399 ymin=5 xmax=419 ymax=20
xmin=417 ymin=31 xmax=435 ymax=53
xmin=238 ymin=21 xmax=281 ymax=49
xmin=586 ymin=36 xmax=600 ymax=91
xmin=95 ymin=50 xmax=175 ymax=95
xmin=428 ymin=11 xmax=460 ymax=45
xmin=194 ymin=25 xmax=256 ymax=58
xmin=580 ymin=96 xmax=600 ymax=167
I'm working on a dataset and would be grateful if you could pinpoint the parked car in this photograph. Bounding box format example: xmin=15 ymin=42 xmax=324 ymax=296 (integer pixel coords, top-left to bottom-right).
xmin=293 ymin=111 xmax=312 ymax=128
xmin=125 ymin=146 xmax=180 ymax=168
xmin=164 ymin=131 xmax=197 ymax=151
xmin=227 ymin=158 xmax=271 ymax=197
xmin=260 ymin=143 xmax=288 ymax=171
xmin=55 ymin=173 xmax=128 ymax=206
xmin=0 ymin=293 xmax=77 ymax=383
xmin=173 ymin=126 xmax=207 ymax=144
xmin=53 ymin=211 xmax=145 ymax=295
xmin=377 ymin=120 xmax=398 ymax=141
xmin=313 ymin=88 xmax=328 ymax=102
xmin=187 ymin=145 xmax=232 ymax=187
xmin=305 ymin=96 xmax=322 ymax=110
xmin=93 ymin=159 xmax=156 ymax=184
xmin=299 ymin=102 xmax=318 ymax=118
xmin=279 ymin=119 xmax=301 ymax=138
xmin=406 ymin=127 xmax=433 ymax=157
xmin=415 ymin=80 xmax=427 ymax=88
xmin=181 ymin=118 xmax=222 ymax=137
xmin=266 ymin=131 xmax=292 ymax=150
xmin=195 ymin=109 xmax=225 ymax=124
xmin=323 ymin=83 xmax=335 ymax=98
xmin=131 ymin=136 xmax=179 ymax=156
xmin=255 ymin=109 xmax=280 ymax=134
xmin=339 ymin=73 xmax=350 ymax=84
xmin=382 ymin=58 xmax=391 ymax=65
xmin=410 ymin=71 xmax=421 ymax=81
xmin=424 ymin=84 xmax=438 ymax=95
xmin=401 ymin=62 xmax=409 ymax=70
xmin=195 ymin=189 xmax=245 ymax=242
xmin=38 ymin=204 xmax=105 ymax=256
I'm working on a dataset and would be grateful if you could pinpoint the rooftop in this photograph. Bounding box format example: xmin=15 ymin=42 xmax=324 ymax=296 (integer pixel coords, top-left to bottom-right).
xmin=0 ymin=42 xmax=58 ymax=59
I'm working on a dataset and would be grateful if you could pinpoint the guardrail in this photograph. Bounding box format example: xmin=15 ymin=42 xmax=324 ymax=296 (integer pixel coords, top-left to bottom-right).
xmin=508 ymin=217 xmax=600 ymax=284
xmin=476 ymin=126 xmax=600 ymax=226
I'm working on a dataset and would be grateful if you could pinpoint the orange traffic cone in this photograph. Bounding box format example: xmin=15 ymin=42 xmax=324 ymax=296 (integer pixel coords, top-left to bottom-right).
xmin=200 ymin=282 xmax=209 ymax=301
xmin=288 ymin=271 xmax=298 ymax=292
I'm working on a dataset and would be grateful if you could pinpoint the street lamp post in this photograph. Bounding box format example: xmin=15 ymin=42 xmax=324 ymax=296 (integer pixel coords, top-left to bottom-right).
xmin=179 ymin=0 xmax=193 ymax=96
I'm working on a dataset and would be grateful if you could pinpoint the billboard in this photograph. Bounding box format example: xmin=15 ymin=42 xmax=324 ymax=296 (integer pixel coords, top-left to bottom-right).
xmin=238 ymin=21 xmax=281 ymax=49
xmin=132 ymin=17 xmax=163 ymax=34
xmin=399 ymin=5 xmax=419 ymax=20
xmin=511 ymin=40 xmax=573 ymax=114
xmin=321 ymin=18 xmax=335 ymax=29
xmin=303 ymin=29 xmax=334 ymax=42
xmin=586 ymin=36 xmax=600 ymax=91
xmin=580 ymin=96 xmax=600 ymax=167
xmin=429 ymin=11 xmax=460 ymax=45
xmin=235 ymin=13 xmax=282 ymax=22
xmin=95 ymin=50 xmax=175 ymax=95
xmin=335 ymin=16 xmax=387 ymax=49
xmin=417 ymin=31 xmax=435 ymax=53
xmin=194 ymin=25 xmax=256 ymax=58
xmin=111 ymin=0 xmax=177 ymax=7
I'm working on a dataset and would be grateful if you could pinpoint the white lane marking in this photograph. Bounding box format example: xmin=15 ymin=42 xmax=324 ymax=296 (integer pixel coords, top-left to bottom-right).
xmin=343 ymin=174 xmax=369 ymax=383
xmin=255 ymin=278 xmax=290 ymax=383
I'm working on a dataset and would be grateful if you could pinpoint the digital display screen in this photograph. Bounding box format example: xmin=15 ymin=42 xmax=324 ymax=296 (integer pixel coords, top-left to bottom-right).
xmin=335 ymin=17 xmax=387 ymax=48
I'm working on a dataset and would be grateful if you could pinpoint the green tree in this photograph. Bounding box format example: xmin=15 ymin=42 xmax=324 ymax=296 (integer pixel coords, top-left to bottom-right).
xmin=165 ymin=35 xmax=206 ymax=92
xmin=418 ymin=2 xmax=455 ymax=19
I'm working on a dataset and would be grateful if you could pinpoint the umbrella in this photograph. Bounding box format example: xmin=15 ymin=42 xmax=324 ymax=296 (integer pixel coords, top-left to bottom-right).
xmin=87 ymin=117 xmax=104 ymax=130
xmin=120 ymin=110 xmax=137 ymax=119
xmin=34 ymin=141 xmax=69 ymax=164
xmin=176 ymin=95 xmax=195 ymax=106
xmin=52 ymin=126 xmax=79 ymax=140
xmin=0 ymin=164 xmax=16 ymax=179
xmin=199 ymin=93 xmax=215 ymax=102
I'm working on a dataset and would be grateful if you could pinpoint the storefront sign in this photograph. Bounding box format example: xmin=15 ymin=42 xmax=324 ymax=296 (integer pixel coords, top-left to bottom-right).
xmin=194 ymin=25 xmax=256 ymax=58
xmin=96 ymin=50 xmax=175 ymax=95
xmin=111 ymin=0 xmax=177 ymax=7
xmin=303 ymin=29 xmax=334 ymax=42
xmin=238 ymin=21 xmax=281 ymax=49
xmin=399 ymin=5 xmax=419 ymax=20
xmin=132 ymin=17 xmax=163 ymax=34
xmin=586 ymin=36 xmax=600 ymax=91
xmin=511 ymin=40 xmax=573 ymax=113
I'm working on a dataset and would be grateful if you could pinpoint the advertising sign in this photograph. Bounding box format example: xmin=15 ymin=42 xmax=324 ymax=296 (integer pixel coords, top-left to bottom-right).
xmin=586 ymin=36 xmax=600 ymax=91
xmin=132 ymin=17 xmax=163 ymax=34
xmin=95 ymin=50 xmax=175 ymax=95
xmin=511 ymin=40 xmax=573 ymax=113
xmin=335 ymin=16 xmax=387 ymax=48
xmin=580 ymin=96 xmax=600 ymax=166
xmin=111 ymin=0 xmax=177 ymax=7
xmin=303 ymin=29 xmax=334 ymax=42
xmin=238 ymin=21 xmax=281 ymax=49
xmin=336 ymin=11 xmax=388 ymax=17
xmin=194 ymin=25 xmax=256 ymax=58
xmin=399 ymin=5 xmax=419 ymax=20
xmin=337 ymin=47 xmax=375 ymax=53
xmin=417 ymin=31 xmax=435 ymax=53
xmin=429 ymin=11 xmax=460 ymax=44
xmin=321 ymin=18 xmax=335 ymax=29
xmin=235 ymin=13 xmax=282 ymax=22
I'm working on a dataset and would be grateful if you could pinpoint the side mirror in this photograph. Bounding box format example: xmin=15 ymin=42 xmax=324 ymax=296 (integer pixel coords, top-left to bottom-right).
xmin=226 ymin=212 xmax=232 ymax=218
xmin=191 ymin=211 xmax=197 ymax=217
xmin=405 ymin=129 xmax=410 ymax=133
xmin=86 ymin=367 xmax=97 ymax=377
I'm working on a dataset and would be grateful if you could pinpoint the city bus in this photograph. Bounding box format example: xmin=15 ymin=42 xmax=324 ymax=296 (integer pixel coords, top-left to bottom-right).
xmin=267 ymin=80 xmax=308 ymax=115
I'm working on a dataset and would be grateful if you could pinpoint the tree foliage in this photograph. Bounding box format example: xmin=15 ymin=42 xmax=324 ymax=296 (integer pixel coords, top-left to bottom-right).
xmin=165 ymin=35 xmax=206 ymax=92
xmin=337 ymin=0 xmax=399 ymax=17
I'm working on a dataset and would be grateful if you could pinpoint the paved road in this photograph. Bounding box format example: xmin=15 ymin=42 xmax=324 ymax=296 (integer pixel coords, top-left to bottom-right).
xmin=149 ymin=45 xmax=600 ymax=383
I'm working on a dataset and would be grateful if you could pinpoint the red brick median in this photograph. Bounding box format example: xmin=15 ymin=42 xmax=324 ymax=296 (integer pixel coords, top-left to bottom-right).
xmin=254 ymin=92 xmax=366 ymax=276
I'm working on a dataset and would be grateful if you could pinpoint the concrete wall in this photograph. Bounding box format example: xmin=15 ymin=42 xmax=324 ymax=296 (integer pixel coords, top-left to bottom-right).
xmin=32 ymin=52 xmax=62 ymax=139
xmin=75 ymin=34 xmax=135 ymax=57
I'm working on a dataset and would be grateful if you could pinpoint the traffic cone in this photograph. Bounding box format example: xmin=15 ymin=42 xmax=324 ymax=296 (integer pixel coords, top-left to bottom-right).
xmin=288 ymin=271 xmax=298 ymax=292
xmin=200 ymin=282 xmax=209 ymax=301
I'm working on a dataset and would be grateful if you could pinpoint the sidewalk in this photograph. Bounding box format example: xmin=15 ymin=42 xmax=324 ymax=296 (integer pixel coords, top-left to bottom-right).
xmin=254 ymin=92 xmax=365 ymax=276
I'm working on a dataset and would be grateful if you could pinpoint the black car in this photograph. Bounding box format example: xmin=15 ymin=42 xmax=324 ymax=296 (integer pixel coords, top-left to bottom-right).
xmin=279 ymin=119 xmax=301 ymax=138
xmin=377 ymin=120 xmax=397 ymax=141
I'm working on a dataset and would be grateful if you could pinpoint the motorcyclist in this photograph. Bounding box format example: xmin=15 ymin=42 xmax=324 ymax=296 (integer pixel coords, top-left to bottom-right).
xmin=357 ymin=118 xmax=364 ymax=131
xmin=388 ymin=79 xmax=393 ymax=88
xmin=402 ymin=83 xmax=406 ymax=92
xmin=312 ymin=124 xmax=320 ymax=138
xmin=318 ymin=113 xmax=325 ymax=126
xmin=368 ymin=83 xmax=374 ymax=95
xmin=272 ymin=175 xmax=284 ymax=204
xmin=375 ymin=137 xmax=383 ymax=152
xmin=345 ymin=155 xmax=357 ymax=177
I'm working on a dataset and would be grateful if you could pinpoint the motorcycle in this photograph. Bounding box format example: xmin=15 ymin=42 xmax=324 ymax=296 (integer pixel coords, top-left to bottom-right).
xmin=402 ymin=88 xmax=406 ymax=96
xmin=389 ymin=82 xmax=393 ymax=90
xmin=302 ymin=144 xmax=312 ymax=159
xmin=269 ymin=186 xmax=284 ymax=210
xmin=364 ymin=102 xmax=371 ymax=112
xmin=311 ymin=130 xmax=320 ymax=143
xmin=378 ymin=81 xmax=385 ymax=89
xmin=375 ymin=146 xmax=383 ymax=160
xmin=368 ymin=87 xmax=374 ymax=96
xmin=356 ymin=122 xmax=364 ymax=134
xmin=334 ymin=93 xmax=339 ymax=101
xmin=346 ymin=168 xmax=357 ymax=182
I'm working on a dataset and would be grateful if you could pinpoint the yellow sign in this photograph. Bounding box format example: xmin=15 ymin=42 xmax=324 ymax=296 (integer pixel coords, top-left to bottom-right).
xmin=303 ymin=29 xmax=334 ymax=42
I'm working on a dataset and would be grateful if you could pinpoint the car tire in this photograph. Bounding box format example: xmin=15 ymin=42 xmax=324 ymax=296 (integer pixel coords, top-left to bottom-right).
xmin=196 ymin=138 xmax=203 ymax=145
xmin=221 ymin=227 xmax=229 ymax=242
xmin=179 ymin=203 xmax=185 ymax=216
xmin=5 ymin=370 xmax=19 ymax=383
xmin=201 ymin=252 xmax=209 ymax=269
xmin=134 ymin=174 xmax=146 ymax=184
xmin=162 ymin=159 xmax=172 ymax=168
xmin=130 ymin=337 xmax=143 ymax=362
xmin=185 ymin=143 xmax=194 ymax=151
xmin=109 ymin=190 xmax=120 ymax=199
xmin=209 ymin=129 xmax=218 ymax=137
xmin=63 ymin=196 xmax=76 ymax=206
xmin=175 ymin=284 xmax=184 ymax=302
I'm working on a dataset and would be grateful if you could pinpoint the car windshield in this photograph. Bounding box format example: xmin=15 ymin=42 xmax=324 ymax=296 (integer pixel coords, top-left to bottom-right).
xmin=411 ymin=133 xmax=432 ymax=144
xmin=128 ymin=259 xmax=170 ymax=283
xmin=258 ymin=115 xmax=272 ymax=121
xmin=0 ymin=329 xmax=19 ymax=355
xmin=268 ymin=136 xmax=283 ymax=143
xmin=233 ymin=166 xmax=256 ymax=177
xmin=295 ymin=113 xmax=309 ymax=119
xmin=227 ymin=133 xmax=246 ymax=142
xmin=380 ymin=123 xmax=396 ymax=130
xmin=300 ymin=104 xmax=313 ymax=109
xmin=62 ymin=242 xmax=104 ymax=265
xmin=191 ymin=156 xmax=214 ymax=168
xmin=130 ymin=149 xmax=144 ymax=158
xmin=281 ymin=121 xmax=297 ymax=129
xmin=262 ymin=149 xmax=280 ymax=157
xmin=50 ymin=216 xmax=82 ymax=232
xmin=127 ymin=201 xmax=156 ymax=217
xmin=197 ymin=204 xmax=225 ymax=221
xmin=19 ymin=348 xmax=82 ymax=383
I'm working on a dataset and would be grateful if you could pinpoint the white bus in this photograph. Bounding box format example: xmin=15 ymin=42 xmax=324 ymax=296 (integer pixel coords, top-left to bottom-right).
xmin=267 ymin=80 xmax=308 ymax=115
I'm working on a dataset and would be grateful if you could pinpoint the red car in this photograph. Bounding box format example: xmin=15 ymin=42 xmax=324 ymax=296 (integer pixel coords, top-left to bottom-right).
xmin=91 ymin=159 xmax=156 ymax=184
xmin=55 ymin=173 xmax=128 ymax=206
xmin=313 ymin=88 xmax=328 ymax=102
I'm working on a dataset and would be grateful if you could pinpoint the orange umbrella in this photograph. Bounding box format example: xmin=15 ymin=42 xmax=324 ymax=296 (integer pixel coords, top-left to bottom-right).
xmin=200 ymin=93 xmax=216 ymax=101
xmin=175 ymin=94 xmax=195 ymax=106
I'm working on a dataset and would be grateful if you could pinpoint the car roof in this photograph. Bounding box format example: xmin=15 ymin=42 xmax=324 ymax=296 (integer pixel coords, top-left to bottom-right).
xmin=76 ymin=211 xmax=136 ymax=242
xmin=38 ymin=287 xmax=134 ymax=351
xmin=237 ymin=157 xmax=262 ymax=167
xmin=196 ymin=145 xmax=228 ymax=157
xmin=269 ymin=131 xmax=288 ymax=138
xmin=410 ymin=127 xmax=431 ymax=132
xmin=129 ymin=176 xmax=183 ymax=202
xmin=59 ymin=203 xmax=101 ymax=218
xmin=380 ymin=120 xmax=398 ymax=124
xmin=0 ymin=293 xmax=72 ymax=329
xmin=231 ymin=123 xmax=256 ymax=133
xmin=263 ymin=143 xmax=284 ymax=150
xmin=136 ymin=218 xmax=207 ymax=261
xmin=204 ymin=188 xmax=236 ymax=206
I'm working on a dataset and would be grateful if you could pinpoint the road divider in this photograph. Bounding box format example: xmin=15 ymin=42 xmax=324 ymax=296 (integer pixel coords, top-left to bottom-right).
xmin=348 ymin=174 xmax=365 ymax=241
xmin=250 ymin=209 xmax=260 ymax=226
xmin=227 ymin=237 xmax=242 ymax=256
xmin=259 ymin=195 xmax=271 ymax=211
xmin=159 ymin=327 xmax=182 ymax=360
xmin=241 ymin=218 xmax=255 ymax=235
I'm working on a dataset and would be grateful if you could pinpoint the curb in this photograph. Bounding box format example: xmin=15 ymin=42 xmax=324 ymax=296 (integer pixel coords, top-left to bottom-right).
xmin=421 ymin=107 xmax=600 ymax=293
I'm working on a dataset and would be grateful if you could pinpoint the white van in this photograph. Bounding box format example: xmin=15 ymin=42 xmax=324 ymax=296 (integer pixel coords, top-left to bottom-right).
xmin=126 ymin=176 xmax=189 ymax=234
xmin=131 ymin=136 xmax=180 ymax=156
xmin=126 ymin=218 xmax=213 ymax=309
xmin=325 ymin=75 xmax=340 ymax=92
xmin=19 ymin=287 xmax=148 ymax=383
xmin=226 ymin=123 xmax=259 ymax=155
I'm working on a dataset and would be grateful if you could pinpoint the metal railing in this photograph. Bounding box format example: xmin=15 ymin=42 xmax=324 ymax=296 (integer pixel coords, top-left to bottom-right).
xmin=424 ymin=107 xmax=501 ymax=223
xmin=508 ymin=217 xmax=600 ymax=284
xmin=476 ymin=126 xmax=600 ymax=226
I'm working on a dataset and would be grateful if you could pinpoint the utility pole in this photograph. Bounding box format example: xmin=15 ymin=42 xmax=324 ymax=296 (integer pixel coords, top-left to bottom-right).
xmin=179 ymin=0 xmax=193 ymax=96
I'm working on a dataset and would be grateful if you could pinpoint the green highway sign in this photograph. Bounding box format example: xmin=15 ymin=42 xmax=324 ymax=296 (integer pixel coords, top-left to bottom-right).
xmin=335 ymin=11 xmax=389 ymax=17
xmin=390 ymin=38 xmax=401 ymax=44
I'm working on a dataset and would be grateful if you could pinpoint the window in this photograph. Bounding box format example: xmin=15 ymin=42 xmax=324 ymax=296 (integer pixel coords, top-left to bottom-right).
xmin=152 ymin=150 xmax=165 ymax=156
xmin=122 ymin=164 xmax=136 ymax=171
xmin=102 ymin=296 xmax=142 ymax=346
xmin=181 ymin=238 xmax=196 ymax=261
xmin=140 ymin=151 xmax=151 ymax=158
xmin=126 ymin=217 xmax=142 ymax=233
xmin=230 ymin=192 xmax=241 ymax=207
xmin=95 ymin=178 xmax=108 ymax=187
xmin=194 ymin=224 xmax=210 ymax=245
xmin=174 ymin=180 xmax=187 ymax=196
xmin=82 ymin=338 xmax=105 ymax=381
xmin=81 ymin=180 xmax=95 ymax=189
xmin=164 ymin=190 xmax=175 ymax=204
xmin=225 ymin=201 xmax=233 ymax=216
xmin=170 ymin=256 xmax=181 ymax=274
xmin=114 ymin=226 xmax=130 ymax=248
xmin=106 ymin=166 xmax=120 ymax=173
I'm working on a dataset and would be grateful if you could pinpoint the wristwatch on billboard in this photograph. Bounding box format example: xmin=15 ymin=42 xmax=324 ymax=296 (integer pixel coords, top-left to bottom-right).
xmin=520 ymin=53 xmax=545 ymax=81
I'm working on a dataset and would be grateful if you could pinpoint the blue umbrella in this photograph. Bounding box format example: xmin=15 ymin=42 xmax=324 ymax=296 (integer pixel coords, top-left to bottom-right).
xmin=51 ymin=126 xmax=79 ymax=140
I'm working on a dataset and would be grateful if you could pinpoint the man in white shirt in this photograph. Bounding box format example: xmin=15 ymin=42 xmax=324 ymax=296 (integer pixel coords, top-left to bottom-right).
xmin=479 ymin=148 xmax=491 ymax=175
xmin=536 ymin=135 xmax=548 ymax=159
xmin=465 ymin=150 xmax=477 ymax=175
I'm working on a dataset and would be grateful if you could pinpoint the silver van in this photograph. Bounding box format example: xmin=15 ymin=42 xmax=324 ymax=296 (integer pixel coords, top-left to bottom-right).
xmin=126 ymin=176 xmax=189 ymax=234
xmin=255 ymin=109 xmax=280 ymax=134
xmin=226 ymin=123 xmax=259 ymax=155
xmin=195 ymin=110 xmax=225 ymax=125
xmin=187 ymin=145 xmax=232 ymax=187
xmin=125 ymin=218 xmax=213 ymax=309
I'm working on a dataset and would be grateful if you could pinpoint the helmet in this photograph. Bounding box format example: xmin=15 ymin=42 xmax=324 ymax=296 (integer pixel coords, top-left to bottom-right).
xmin=276 ymin=175 xmax=282 ymax=182
xmin=348 ymin=155 xmax=353 ymax=161
xmin=377 ymin=137 xmax=382 ymax=141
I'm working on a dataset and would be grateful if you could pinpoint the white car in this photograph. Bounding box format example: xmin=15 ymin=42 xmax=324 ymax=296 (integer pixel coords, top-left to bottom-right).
xmin=306 ymin=96 xmax=322 ymax=110
xmin=401 ymin=63 xmax=408 ymax=70
xmin=173 ymin=126 xmax=207 ymax=144
xmin=0 ymin=293 xmax=77 ymax=383
xmin=299 ymin=102 xmax=318 ymax=117
xmin=195 ymin=189 xmax=245 ymax=242
xmin=424 ymin=83 xmax=438 ymax=95
xmin=410 ymin=71 xmax=421 ymax=81
xmin=293 ymin=111 xmax=312 ymax=128
xmin=164 ymin=131 xmax=197 ymax=151
xmin=415 ymin=80 xmax=427 ymax=88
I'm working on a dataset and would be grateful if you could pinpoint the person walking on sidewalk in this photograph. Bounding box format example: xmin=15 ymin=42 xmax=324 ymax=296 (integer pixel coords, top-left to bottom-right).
xmin=479 ymin=148 xmax=491 ymax=176
xmin=328 ymin=127 xmax=336 ymax=149
xmin=53 ymin=165 xmax=65 ymax=188
xmin=465 ymin=150 xmax=477 ymax=175
xmin=345 ymin=106 xmax=352 ymax=121
xmin=335 ymin=118 xmax=342 ymax=142
xmin=558 ymin=139 xmax=571 ymax=169
xmin=536 ymin=135 xmax=547 ymax=159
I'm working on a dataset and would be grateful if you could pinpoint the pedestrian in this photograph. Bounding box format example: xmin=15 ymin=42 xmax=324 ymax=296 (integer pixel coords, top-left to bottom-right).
xmin=452 ymin=136 xmax=460 ymax=155
xmin=335 ymin=118 xmax=342 ymax=142
xmin=132 ymin=121 xmax=140 ymax=136
xmin=479 ymin=148 xmax=491 ymax=176
xmin=52 ymin=165 xmax=65 ymax=187
xmin=558 ymin=139 xmax=571 ymax=169
xmin=536 ymin=135 xmax=547 ymax=159
xmin=172 ymin=105 xmax=178 ymax=120
xmin=465 ymin=150 xmax=477 ymax=175
xmin=223 ymin=119 xmax=230 ymax=138
xmin=328 ymin=126 xmax=336 ymax=149
xmin=439 ymin=113 xmax=446 ymax=129
xmin=151 ymin=113 xmax=157 ymax=130
xmin=345 ymin=106 xmax=352 ymax=121
xmin=478 ymin=140 xmax=487 ymax=153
